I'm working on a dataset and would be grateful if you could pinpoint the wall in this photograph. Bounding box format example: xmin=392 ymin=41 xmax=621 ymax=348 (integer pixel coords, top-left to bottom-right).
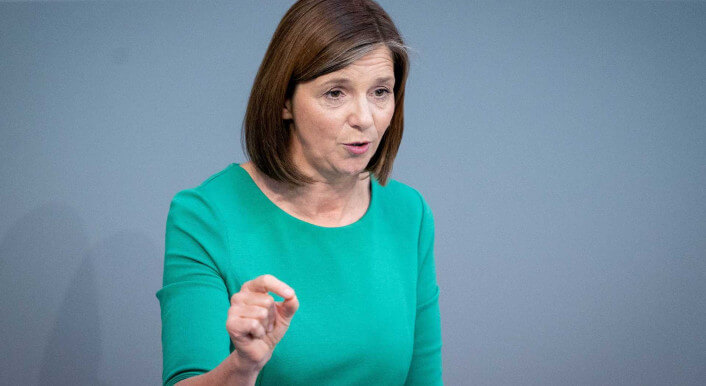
xmin=1 ymin=1 xmax=704 ymax=385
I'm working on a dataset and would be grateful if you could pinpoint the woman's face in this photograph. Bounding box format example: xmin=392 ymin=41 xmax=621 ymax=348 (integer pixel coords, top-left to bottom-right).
xmin=283 ymin=45 xmax=395 ymax=182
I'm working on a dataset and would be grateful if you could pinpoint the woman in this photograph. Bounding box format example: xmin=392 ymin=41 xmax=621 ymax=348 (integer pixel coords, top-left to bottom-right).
xmin=156 ymin=0 xmax=442 ymax=385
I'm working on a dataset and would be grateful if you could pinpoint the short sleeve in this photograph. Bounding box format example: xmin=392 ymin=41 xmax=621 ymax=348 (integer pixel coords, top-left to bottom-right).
xmin=405 ymin=193 xmax=443 ymax=385
xmin=156 ymin=189 xmax=232 ymax=386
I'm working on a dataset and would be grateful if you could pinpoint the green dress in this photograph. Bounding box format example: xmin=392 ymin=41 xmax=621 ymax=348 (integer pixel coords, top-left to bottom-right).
xmin=156 ymin=163 xmax=442 ymax=385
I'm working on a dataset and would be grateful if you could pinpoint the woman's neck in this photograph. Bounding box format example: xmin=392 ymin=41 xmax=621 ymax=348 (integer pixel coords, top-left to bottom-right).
xmin=241 ymin=161 xmax=370 ymax=227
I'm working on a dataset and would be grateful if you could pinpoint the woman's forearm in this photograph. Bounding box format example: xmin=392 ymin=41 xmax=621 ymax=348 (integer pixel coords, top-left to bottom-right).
xmin=175 ymin=351 xmax=261 ymax=386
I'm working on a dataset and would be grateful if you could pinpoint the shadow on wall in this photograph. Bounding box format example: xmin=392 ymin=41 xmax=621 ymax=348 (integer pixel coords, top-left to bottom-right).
xmin=0 ymin=203 xmax=162 ymax=385
xmin=88 ymin=229 xmax=162 ymax=385
xmin=0 ymin=203 xmax=100 ymax=385
xmin=40 ymin=251 xmax=106 ymax=385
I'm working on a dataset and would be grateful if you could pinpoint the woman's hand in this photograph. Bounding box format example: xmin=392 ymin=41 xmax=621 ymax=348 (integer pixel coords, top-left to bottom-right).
xmin=226 ymin=274 xmax=299 ymax=372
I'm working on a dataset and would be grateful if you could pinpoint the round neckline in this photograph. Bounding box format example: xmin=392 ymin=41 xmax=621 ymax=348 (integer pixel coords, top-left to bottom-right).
xmin=234 ymin=163 xmax=376 ymax=230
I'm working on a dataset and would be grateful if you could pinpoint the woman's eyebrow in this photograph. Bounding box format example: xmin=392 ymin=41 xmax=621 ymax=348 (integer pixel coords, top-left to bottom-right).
xmin=319 ymin=76 xmax=394 ymax=87
xmin=375 ymin=76 xmax=395 ymax=85
xmin=320 ymin=77 xmax=351 ymax=87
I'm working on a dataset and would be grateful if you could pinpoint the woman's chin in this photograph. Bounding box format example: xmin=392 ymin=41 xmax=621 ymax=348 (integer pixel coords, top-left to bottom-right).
xmin=343 ymin=159 xmax=371 ymax=174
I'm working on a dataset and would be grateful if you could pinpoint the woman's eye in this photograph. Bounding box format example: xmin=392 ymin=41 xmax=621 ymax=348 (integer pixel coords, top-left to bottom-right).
xmin=374 ymin=88 xmax=392 ymax=98
xmin=325 ymin=89 xmax=343 ymax=99
xmin=324 ymin=88 xmax=391 ymax=102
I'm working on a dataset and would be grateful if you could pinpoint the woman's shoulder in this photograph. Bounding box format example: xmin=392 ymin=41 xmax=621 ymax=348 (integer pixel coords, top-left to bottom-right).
xmin=168 ymin=163 xmax=255 ymax=213
xmin=193 ymin=162 xmax=242 ymax=192
xmin=374 ymin=176 xmax=432 ymax=219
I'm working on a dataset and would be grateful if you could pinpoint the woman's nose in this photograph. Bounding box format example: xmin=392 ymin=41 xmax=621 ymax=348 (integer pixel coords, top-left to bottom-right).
xmin=347 ymin=96 xmax=374 ymax=130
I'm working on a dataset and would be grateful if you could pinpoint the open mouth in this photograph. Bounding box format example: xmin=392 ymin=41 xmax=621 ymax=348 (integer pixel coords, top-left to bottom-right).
xmin=343 ymin=141 xmax=370 ymax=154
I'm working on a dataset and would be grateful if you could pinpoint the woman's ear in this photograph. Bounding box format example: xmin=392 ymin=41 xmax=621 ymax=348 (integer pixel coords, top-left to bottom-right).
xmin=282 ymin=99 xmax=293 ymax=120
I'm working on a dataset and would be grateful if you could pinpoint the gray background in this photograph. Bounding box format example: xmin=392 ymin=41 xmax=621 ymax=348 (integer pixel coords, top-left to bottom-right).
xmin=1 ymin=1 xmax=704 ymax=385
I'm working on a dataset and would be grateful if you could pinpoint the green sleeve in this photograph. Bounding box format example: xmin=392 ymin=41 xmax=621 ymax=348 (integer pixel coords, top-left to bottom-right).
xmin=405 ymin=193 xmax=443 ymax=385
xmin=156 ymin=188 xmax=232 ymax=386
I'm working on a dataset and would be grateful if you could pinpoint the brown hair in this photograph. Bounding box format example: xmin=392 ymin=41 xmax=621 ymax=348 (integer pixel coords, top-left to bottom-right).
xmin=242 ymin=0 xmax=409 ymax=186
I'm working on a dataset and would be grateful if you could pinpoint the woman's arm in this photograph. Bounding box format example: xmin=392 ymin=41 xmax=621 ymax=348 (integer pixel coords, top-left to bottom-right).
xmin=157 ymin=188 xmax=255 ymax=386
xmin=174 ymin=352 xmax=259 ymax=386
xmin=404 ymin=192 xmax=443 ymax=385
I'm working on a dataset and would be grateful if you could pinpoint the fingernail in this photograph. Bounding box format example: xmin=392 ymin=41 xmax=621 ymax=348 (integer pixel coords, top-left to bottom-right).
xmin=283 ymin=287 xmax=294 ymax=297
xmin=268 ymin=321 xmax=274 ymax=332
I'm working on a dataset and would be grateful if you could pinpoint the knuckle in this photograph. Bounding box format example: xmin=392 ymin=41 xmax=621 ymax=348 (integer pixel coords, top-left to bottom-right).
xmin=259 ymin=308 xmax=269 ymax=320
xmin=262 ymin=273 xmax=275 ymax=281
xmin=265 ymin=295 xmax=275 ymax=308
xmin=225 ymin=318 xmax=237 ymax=332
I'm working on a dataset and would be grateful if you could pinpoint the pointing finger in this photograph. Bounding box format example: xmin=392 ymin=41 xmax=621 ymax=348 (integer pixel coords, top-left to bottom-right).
xmin=241 ymin=274 xmax=295 ymax=299
xmin=277 ymin=293 xmax=299 ymax=319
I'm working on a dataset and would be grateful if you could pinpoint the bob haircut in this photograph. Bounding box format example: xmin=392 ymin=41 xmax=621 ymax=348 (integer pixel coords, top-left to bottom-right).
xmin=242 ymin=0 xmax=410 ymax=187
